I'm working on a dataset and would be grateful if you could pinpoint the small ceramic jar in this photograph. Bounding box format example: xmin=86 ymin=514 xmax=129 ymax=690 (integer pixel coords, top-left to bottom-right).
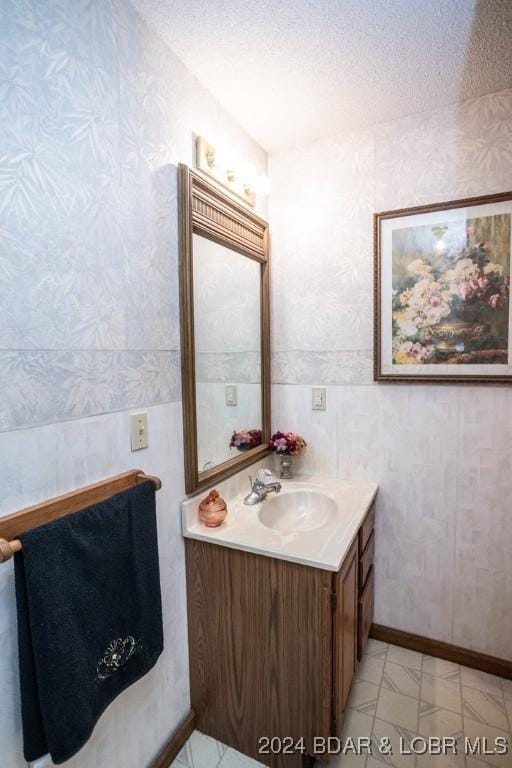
xmin=199 ymin=490 xmax=227 ymax=528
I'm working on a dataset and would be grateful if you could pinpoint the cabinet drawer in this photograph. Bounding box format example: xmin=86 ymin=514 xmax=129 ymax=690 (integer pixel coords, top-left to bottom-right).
xmin=359 ymin=530 xmax=374 ymax=590
xmin=358 ymin=566 xmax=374 ymax=661
xmin=359 ymin=502 xmax=375 ymax=555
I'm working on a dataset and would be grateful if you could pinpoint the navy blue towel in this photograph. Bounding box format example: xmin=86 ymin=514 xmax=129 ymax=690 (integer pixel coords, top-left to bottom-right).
xmin=14 ymin=480 xmax=164 ymax=764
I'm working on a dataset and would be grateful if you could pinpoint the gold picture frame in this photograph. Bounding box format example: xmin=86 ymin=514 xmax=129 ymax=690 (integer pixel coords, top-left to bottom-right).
xmin=178 ymin=165 xmax=272 ymax=493
xmin=374 ymin=191 xmax=512 ymax=383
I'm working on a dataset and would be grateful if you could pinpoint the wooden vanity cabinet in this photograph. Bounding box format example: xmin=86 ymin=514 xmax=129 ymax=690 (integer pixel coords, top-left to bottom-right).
xmin=331 ymin=538 xmax=358 ymax=736
xmin=358 ymin=503 xmax=375 ymax=661
xmin=185 ymin=502 xmax=375 ymax=767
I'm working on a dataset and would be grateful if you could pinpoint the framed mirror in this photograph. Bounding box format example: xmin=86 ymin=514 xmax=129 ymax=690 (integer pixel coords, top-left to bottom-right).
xmin=178 ymin=165 xmax=271 ymax=493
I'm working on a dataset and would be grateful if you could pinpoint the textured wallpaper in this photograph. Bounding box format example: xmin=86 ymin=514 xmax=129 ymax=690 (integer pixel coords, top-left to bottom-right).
xmin=269 ymin=88 xmax=512 ymax=660
xmin=0 ymin=0 xmax=266 ymax=433
xmin=193 ymin=236 xmax=263 ymax=467
xmin=0 ymin=2 xmax=267 ymax=767
xmin=193 ymin=234 xmax=262 ymax=384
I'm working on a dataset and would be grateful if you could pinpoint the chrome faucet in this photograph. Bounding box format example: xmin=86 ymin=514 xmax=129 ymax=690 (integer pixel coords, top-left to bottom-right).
xmin=244 ymin=470 xmax=282 ymax=505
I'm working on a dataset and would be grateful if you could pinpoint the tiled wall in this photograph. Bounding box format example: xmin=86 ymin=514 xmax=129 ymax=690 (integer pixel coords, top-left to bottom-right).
xmin=269 ymin=88 xmax=512 ymax=662
xmin=0 ymin=404 xmax=190 ymax=768
xmin=0 ymin=1 xmax=266 ymax=767
xmin=197 ymin=383 xmax=262 ymax=470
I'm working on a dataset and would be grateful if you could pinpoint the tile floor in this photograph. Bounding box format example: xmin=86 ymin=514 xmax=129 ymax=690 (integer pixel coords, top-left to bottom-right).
xmin=171 ymin=641 xmax=512 ymax=768
xmin=171 ymin=729 xmax=263 ymax=768
xmin=340 ymin=639 xmax=512 ymax=768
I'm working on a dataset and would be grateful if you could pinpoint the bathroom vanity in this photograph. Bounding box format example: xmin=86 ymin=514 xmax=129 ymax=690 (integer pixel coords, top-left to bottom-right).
xmin=182 ymin=475 xmax=377 ymax=767
xmin=178 ymin=167 xmax=378 ymax=766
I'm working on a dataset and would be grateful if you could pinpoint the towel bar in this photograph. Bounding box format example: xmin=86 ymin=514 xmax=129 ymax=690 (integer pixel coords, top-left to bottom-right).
xmin=0 ymin=470 xmax=162 ymax=564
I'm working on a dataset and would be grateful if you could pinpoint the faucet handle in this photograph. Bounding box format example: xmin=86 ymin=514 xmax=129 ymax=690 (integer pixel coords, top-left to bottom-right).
xmin=249 ymin=475 xmax=263 ymax=490
xmin=256 ymin=468 xmax=273 ymax=485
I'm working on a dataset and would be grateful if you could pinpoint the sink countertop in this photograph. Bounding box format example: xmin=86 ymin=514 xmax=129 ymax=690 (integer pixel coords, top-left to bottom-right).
xmin=182 ymin=472 xmax=378 ymax=572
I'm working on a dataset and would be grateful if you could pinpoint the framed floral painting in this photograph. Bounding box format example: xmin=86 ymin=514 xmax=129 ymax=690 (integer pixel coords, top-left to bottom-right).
xmin=374 ymin=191 xmax=512 ymax=382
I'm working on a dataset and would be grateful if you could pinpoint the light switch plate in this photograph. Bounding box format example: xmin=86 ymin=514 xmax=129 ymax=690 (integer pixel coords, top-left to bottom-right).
xmin=130 ymin=412 xmax=148 ymax=451
xmin=312 ymin=387 xmax=326 ymax=410
xmin=225 ymin=384 xmax=237 ymax=406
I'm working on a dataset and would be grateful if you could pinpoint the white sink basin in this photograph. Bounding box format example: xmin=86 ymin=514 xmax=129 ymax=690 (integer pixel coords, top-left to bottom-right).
xmin=258 ymin=490 xmax=336 ymax=532
xmin=182 ymin=470 xmax=378 ymax=571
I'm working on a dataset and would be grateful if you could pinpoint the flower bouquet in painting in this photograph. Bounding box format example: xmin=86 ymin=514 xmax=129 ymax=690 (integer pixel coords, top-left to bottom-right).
xmin=229 ymin=429 xmax=262 ymax=452
xmin=392 ymin=216 xmax=510 ymax=365
xmin=269 ymin=431 xmax=307 ymax=479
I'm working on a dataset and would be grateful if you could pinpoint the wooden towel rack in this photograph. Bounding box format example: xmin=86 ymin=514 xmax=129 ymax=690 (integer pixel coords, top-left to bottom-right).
xmin=0 ymin=470 xmax=162 ymax=564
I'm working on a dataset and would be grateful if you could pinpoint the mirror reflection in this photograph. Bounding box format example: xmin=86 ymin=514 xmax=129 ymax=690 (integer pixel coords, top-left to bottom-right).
xmin=193 ymin=234 xmax=262 ymax=472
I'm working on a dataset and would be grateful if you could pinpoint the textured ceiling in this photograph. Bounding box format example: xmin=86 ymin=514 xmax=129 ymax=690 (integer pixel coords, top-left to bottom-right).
xmin=132 ymin=0 xmax=512 ymax=152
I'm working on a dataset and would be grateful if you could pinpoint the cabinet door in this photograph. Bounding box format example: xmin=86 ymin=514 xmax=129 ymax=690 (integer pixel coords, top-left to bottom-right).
xmin=332 ymin=538 xmax=358 ymax=735
xmin=186 ymin=539 xmax=332 ymax=767
xmin=358 ymin=566 xmax=375 ymax=660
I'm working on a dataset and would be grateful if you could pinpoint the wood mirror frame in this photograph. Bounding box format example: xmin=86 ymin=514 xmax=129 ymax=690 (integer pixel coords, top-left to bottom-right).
xmin=178 ymin=164 xmax=272 ymax=494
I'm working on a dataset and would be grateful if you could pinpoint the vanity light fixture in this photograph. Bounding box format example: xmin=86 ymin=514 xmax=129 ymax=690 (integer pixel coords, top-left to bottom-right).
xmin=196 ymin=136 xmax=270 ymax=208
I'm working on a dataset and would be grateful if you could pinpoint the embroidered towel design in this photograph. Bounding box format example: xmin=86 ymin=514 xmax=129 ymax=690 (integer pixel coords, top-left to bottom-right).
xmin=96 ymin=637 xmax=140 ymax=680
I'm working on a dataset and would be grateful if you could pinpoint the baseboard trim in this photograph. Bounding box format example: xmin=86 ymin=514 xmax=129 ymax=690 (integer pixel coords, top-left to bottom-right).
xmin=370 ymin=624 xmax=512 ymax=680
xmin=151 ymin=710 xmax=197 ymax=768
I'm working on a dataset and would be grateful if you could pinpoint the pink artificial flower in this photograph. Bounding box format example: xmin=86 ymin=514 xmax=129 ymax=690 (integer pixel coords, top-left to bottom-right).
xmin=230 ymin=429 xmax=262 ymax=450
xmin=269 ymin=431 xmax=307 ymax=456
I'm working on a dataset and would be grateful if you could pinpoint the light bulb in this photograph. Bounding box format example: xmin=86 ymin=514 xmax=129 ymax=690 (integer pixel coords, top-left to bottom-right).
xmin=237 ymin=162 xmax=258 ymax=185
xmin=213 ymin=146 xmax=238 ymax=170
xmin=252 ymin=175 xmax=272 ymax=196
